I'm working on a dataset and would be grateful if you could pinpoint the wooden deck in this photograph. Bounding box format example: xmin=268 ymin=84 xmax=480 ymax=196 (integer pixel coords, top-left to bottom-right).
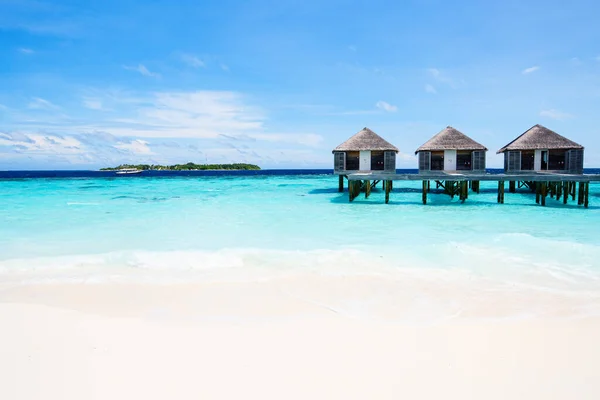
xmin=340 ymin=171 xmax=600 ymax=207
xmin=346 ymin=171 xmax=600 ymax=182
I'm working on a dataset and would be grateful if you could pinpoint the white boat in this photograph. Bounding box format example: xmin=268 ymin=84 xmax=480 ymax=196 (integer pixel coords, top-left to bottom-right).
xmin=116 ymin=168 xmax=143 ymax=175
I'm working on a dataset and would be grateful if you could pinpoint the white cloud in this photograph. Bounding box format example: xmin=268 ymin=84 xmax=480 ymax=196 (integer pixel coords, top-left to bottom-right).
xmin=0 ymin=132 xmax=82 ymax=155
xmin=425 ymin=84 xmax=437 ymax=94
xmin=427 ymin=68 xmax=458 ymax=88
xmin=375 ymin=101 xmax=398 ymax=113
xmin=428 ymin=68 xmax=441 ymax=78
xmin=123 ymin=64 xmax=160 ymax=78
xmin=19 ymin=48 xmax=34 ymax=54
xmin=570 ymin=57 xmax=582 ymax=66
xmin=114 ymin=139 xmax=153 ymax=155
xmin=83 ymin=98 xmax=103 ymax=110
xmin=596 ymin=55 xmax=600 ymax=62
xmin=348 ymin=45 xmax=357 ymax=52
xmin=181 ymin=54 xmax=205 ymax=68
xmin=220 ymin=64 xmax=229 ymax=71
xmin=28 ymin=97 xmax=59 ymax=110
xmin=522 ymin=66 xmax=540 ymax=74
xmin=540 ymin=109 xmax=573 ymax=120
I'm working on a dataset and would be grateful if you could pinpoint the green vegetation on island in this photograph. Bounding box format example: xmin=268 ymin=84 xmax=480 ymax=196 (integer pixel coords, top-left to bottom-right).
xmin=100 ymin=162 xmax=261 ymax=171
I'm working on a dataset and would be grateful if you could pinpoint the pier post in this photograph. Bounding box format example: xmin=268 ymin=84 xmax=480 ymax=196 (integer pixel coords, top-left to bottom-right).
xmin=585 ymin=182 xmax=589 ymax=208
xmin=365 ymin=180 xmax=371 ymax=199
xmin=557 ymin=182 xmax=562 ymax=200
xmin=578 ymin=182 xmax=584 ymax=205
xmin=571 ymin=182 xmax=576 ymax=200
xmin=427 ymin=180 xmax=431 ymax=192
xmin=338 ymin=175 xmax=344 ymax=192
xmin=385 ymin=180 xmax=391 ymax=204
xmin=535 ymin=182 xmax=540 ymax=204
xmin=563 ymin=182 xmax=568 ymax=205
xmin=541 ymin=182 xmax=547 ymax=206
xmin=509 ymin=181 xmax=516 ymax=193
xmin=497 ymin=181 xmax=505 ymax=204
xmin=459 ymin=181 xmax=468 ymax=202
xmin=422 ymin=180 xmax=428 ymax=205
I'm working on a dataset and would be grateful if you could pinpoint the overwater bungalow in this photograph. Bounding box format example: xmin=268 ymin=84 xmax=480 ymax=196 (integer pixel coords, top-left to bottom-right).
xmin=498 ymin=124 xmax=584 ymax=174
xmin=415 ymin=126 xmax=487 ymax=172
xmin=333 ymin=127 xmax=399 ymax=174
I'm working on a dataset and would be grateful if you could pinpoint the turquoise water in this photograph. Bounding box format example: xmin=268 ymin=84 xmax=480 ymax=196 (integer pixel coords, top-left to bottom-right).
xmin=1 ymin=173 xmax=600 ymax=317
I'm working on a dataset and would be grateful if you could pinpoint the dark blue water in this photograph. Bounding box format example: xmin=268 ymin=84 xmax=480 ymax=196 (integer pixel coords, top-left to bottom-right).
xmin=7 ymin=168 xmax=599 ymax=179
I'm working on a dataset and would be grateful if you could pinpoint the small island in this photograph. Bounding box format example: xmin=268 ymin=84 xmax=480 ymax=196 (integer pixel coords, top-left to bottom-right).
xmin=101 ymin=162 xmax=261 ymax=171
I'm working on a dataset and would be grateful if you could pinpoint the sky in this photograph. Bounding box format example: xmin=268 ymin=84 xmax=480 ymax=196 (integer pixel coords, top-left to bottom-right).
xmin=1 ymin=0 xmax=600 ymax=170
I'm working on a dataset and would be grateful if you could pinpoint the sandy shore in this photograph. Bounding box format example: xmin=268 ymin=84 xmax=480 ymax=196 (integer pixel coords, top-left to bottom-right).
xmin=1 ymin=278 xmax=600 ymax=399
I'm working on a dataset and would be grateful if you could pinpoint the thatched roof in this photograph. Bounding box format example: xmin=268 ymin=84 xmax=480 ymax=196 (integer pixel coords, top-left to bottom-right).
xmin=332 ymin=127 xmax=399 ymax=153
xmin=497 ymin=124 xmax=584 ymax=154
xmin=415 ymin=126 xmax=487 ymax=154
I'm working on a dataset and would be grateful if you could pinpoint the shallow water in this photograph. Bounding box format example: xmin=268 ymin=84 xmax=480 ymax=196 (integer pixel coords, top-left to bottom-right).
xmin=1 ymin=171 xmax=599 ymax=319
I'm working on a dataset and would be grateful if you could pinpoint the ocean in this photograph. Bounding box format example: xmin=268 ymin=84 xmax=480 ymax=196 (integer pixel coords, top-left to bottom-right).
xmin=1 ymin=169 xmax=600 ymax=321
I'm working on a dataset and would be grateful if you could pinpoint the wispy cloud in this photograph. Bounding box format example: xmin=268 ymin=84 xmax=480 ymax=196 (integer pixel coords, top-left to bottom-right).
xmin=28 ymin=97 xmax=59 ymax=110
xmin=347 ymin=45 xmax=357 ymax=52
xmin=427 ymin=68 xmax=458 ymax=88
xmin=220 ymin=63 xmax=230 ymax=72
xmin=8 ymin=90 xmax=325 ymax=150
xmin=425 ymin=84 xmax=437 ymax=94
xmin=181 ymin=54 xmax=205 ymax=68
xmin=114 ymin=139 xmax=153 ymax=155
xmin=123 ymin=64 xmax=160 ymax=78
xmin=540 ymin=109 xmax=573 ymax=120
xmin=82 ymin=98 xmax=104 ymax=110
xmin=375 ymin=101 xmax=398 ymax=113
xmin=570 ymin=57 xmax=582 ymax=66
xmin=522 ymin=66 xmax=540 ymax=74
xmin=18 ymin=48 xmax=34 ymax=54
xmin=0 ymin=132 xmax=82 ymax=156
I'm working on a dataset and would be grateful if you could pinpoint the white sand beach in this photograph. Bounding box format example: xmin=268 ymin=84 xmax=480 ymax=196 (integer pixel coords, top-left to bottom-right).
xmin=2 ymin=277 xmax=600 ymax=400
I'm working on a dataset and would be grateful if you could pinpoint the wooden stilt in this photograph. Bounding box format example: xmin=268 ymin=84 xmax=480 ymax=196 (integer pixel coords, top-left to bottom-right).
xmin=389 ymin=181 xmax=393 ymax=191
xmin=338 ymin=175 xmax=344 ymax=192
xmin=535 ymin=182 xmax=540 ymax=204
xmin=509 ymin=181 xmax=516 ymax=193
xmin=557 ymin=182 xmax=562 ymax=200
xmin=385 ymin=180 xmax=391 ymax=204
xmin=578 ymin=182 xmax=584 ymax=205
xmin=427 ymin=180 xmax=431 ymax=192
xmin=497 ymin=181 xmax=505 ymax=204
xmin=585 ymin=182 xmax=589 ymax=208
xmin=422 ymin=180 xmax=427 ymax=205
xmin=563 ymin=182 xmax=568 ymax=204
xmin=365 ymin=180 xmax=371 ymax=199
xmin=459 ymin=181 xmax=468 ymax=202
xmin=541 ymin=182 xmax=547 ymax=206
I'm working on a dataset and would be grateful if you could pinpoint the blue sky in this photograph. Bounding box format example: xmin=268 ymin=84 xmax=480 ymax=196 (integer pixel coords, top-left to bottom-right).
xmin=1 ymin=0 xmax=600 ymax=169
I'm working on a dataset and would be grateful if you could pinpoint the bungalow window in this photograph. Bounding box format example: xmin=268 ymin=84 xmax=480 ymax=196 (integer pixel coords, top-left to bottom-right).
xmin=521 ymin=151 xmax=534 ymax=170
xmin=430 ymin=151 xmax=444 ymax=171
xmin=371 ymin=151 xmax=385 ymax=171
xmin=345 ymin=151 xmax=360 ymax=171
xmin=456 ymin=151 xmax=472 ymax=171
xmin=548 ymin=150 xmax=566 ymax=170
